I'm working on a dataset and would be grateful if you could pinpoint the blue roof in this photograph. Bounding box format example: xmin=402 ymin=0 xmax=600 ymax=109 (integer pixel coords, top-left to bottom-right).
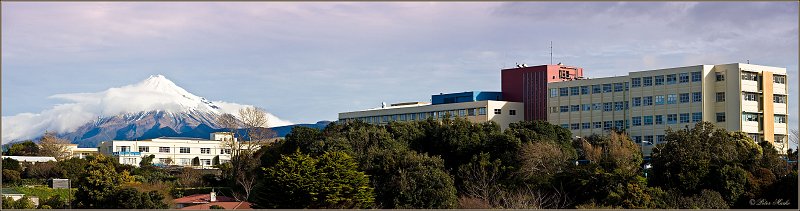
xmin=431 ymin=91 xmax=502 ymax=105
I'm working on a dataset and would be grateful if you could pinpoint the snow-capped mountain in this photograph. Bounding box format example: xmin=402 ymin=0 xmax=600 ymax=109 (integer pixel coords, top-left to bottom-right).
xmin=2 ymin=75 xmax=292 ymax=147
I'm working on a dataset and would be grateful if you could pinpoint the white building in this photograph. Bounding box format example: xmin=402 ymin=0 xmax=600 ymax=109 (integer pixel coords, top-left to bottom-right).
xmin=339 ymin=99 xmax=525 ymax=130
xmin=546 ymin=63 xmax=789 ymax=155
xmin=98 ymin=132 xmax=236 ymax=167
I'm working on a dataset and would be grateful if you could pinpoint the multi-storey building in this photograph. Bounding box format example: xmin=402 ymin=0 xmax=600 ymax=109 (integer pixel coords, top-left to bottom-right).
xmin=338 ymin=91 xmax=524 ymax=130
xmin=98 ymin=132 xmax=236 ymax=167
xmin=546 ymin=63 xmax=789 ymax=154
xmin=502 ymin=64 xmax=584 ymax=121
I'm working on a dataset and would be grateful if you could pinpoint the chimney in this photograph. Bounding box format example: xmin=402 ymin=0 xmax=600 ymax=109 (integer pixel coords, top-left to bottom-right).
xmin=210 ymin=190 xmax=217 ymax=202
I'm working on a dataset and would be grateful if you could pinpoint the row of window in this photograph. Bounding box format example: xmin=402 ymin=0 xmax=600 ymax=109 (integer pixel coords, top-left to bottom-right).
xmin=119 ymin=146 xmax=231 ymax=154
xmin=632 ymin=135 xmax=666 ymax=145
xmin=742 ymin=92 xmax=788 ymax=103
xmin=740 ymin=71 xmax=787 ymax=84
xmin=631 ymin=71 xmax=702 ymax=87
xmin=342 ymin=107 xmax=518 ymax=124
xmin=632 ymin=92 xmax=702 ymax=106
xmin=550 ymin=82 xmax=630 ymax=97
xmin=632 ymin=112 xmax=702 ymax=126
xmin=560 ymin=120 xmax=627 ymax=131
xmin=552 ymin=101 xmax=630 ymax=113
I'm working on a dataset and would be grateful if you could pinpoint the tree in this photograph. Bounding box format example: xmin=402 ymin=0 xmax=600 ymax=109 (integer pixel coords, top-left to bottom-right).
xmin=216 ymin=107 xmax=276 ymax=201
xmin=251 ymin=151 xmax=374 ymax=208
xmin=110 ymin=187 xmax=168 ymax=209
xmin=210 ymin=204 xmax=225 ymax=209
xmin=177 ymin=167 xmax=204 ymax=188
xmin=23 ymin=161 xmax=60 ymax=179
xmin=192 ymin=157 xmax=200 ymax=166
xmin=2 ymin=169 xmax=22 ymax=186
xmin=517 ymin=141 xmax=575 ymax=185
xmin=14 ymin=196 xmax=36 ymax=209
xmin=73 ymin=154 xmax=123 ymax=208
xmin=212 ymin=155 xmax=220 ymax=166
xmin=43 ymin=195 xmax=69 ymax=209
xmin=139 ymin=154 xmax=155 ymax=167
xmin=38 ymin=131 xmax=72 ymax=160
xmin=56 ymin=157 xmax=89 ymax=182
xmin=2 ymin=157 xmax=21 ymax=171
xmin=5 ymin=140 xmax=40 ymax=156
xmin=2 ymin=197 xmax=15 ymax=209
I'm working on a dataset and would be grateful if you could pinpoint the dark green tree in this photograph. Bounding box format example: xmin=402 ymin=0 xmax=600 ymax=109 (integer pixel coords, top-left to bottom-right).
xmin=139 ymin=154 xmax=155 ymax=167
xmin=2 ymin=169 xmax=22 ymax=186
xmin=1 ymin=157 xmax=21 ymax=171
xmin=5 ymin=140 xmax=40 ymax=156
xmin=252 ymin=151 xmax=374 ymax=208
xmin=73 ymin=154 xmax=123 ymax=208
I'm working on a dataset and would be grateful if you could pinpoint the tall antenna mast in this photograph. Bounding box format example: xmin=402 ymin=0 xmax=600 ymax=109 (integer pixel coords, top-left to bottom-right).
xmin=550 ymin=41 xmax=553 ymax=65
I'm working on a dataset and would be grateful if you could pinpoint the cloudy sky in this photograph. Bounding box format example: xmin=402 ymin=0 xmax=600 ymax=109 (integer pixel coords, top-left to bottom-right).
xmin=3 ymin=2 xmax=798 ymax=140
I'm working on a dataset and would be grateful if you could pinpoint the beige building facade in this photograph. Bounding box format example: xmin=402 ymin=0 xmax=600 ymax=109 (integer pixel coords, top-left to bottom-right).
xmin=338 ymin=100 xmax=525 ymax=130
xmin=547 ymin=63 xmax=789 ymax=155
xmin=98 ymin=132 xmax=236 ymax=167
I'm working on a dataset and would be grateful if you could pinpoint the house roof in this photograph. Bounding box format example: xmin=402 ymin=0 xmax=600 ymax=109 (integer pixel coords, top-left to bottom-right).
xmin=180 ymin=201 xmax=252 ymax=210
xmin=173 ymin=193 xmax=236 ymax=204
xmin=2 ymin=156 xmax=57 ymax=162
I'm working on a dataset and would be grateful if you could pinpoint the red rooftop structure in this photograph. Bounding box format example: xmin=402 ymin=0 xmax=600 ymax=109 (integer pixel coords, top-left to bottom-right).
xmin=501 ymin=64 xmax=584 ymax=121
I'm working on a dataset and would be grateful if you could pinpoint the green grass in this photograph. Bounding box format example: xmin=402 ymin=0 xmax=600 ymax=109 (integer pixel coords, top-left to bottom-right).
xmin=12 ymin=186 xmax=75 ymax=200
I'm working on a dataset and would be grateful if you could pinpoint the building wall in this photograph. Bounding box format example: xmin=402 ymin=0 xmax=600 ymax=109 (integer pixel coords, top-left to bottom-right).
xmin=545 ymin=63 xmax=788 ymax=155
xmin=98 ymin=133 xmax=235 ymax=167
xmin=338 ymin=100 xmax=524 ymax=130
xmin=501 ymin=64 xmax=584 ymax=121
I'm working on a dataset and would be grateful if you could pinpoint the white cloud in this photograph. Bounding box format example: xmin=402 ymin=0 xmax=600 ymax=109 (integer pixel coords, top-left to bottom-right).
xmin=1 ymin=75 xmax=291 ymax=144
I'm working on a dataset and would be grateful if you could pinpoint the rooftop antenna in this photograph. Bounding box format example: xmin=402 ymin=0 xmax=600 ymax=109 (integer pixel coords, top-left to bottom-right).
xmin=550 ymin=41 xmax=553 ymax=65
xmin=747 ymin=59 xmax=750 ymax=64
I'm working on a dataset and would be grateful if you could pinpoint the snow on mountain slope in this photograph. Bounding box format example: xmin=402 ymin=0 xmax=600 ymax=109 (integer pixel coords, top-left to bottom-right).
xmin=2 ymin=75 xmax=292 ymax=144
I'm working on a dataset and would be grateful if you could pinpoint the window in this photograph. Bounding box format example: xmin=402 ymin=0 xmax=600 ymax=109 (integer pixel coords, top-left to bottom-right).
xmin=560 ymin=106 xmax=569 ymax=112
xmin=692 ymin=112 xmax=702 ymax=122
xmin=656 ymin=135 xmax=665 ymax=143
xmin=139 ymin=146 xmax=149 ymax=152
xmin=571 ymin=105 xmax=580 ymax=112
xmin=493 ymin=109 xmax=501 ymax=114
xmin=603 ymin=121 xmax=613 ymax=130
xmin=743 ymin=92 xmax=759 ymax=101
xmin=180 ymin=147 xmax=190 ymax=154
xmin=667 ymin=114 xmax=678 ymax=124
xmin=551 ymin=107 xmax=558 ymax=113
xmin=201 ymin=148 xmax=210 ymax=154
xmin=655 ymin=115 xmax=663 ymax=125
xmin=632 ymin=116 xmax=642 ymax=126
xmin=741 ymin=71 xmax=758 ymax=81
xmin=716 ymin=72 xmax=725 ymax=81
xmin=643 ymin=116 xmax=653 ymax=125
xmin=774 ymin=75 xmax=786 ymax=84
xmin=743 ymin=113 xmax=759 ymax=122
xmin=118 ymin=146 xmax=130 ymax=152
xmin=691 ymin=71 xmax=702 ymax=82
xmin=679 ymin=72 xmax=689 ymax=83
xmin=571 ymin=123 xmax=580 ymax=130
xmin=399 ymin=114 xmax=406 ymax=121
xmin=550 ymin=88 xmax=558 ymax=97
xmin=716 ymin=112 xmax=726 ymax=122
xmin=775 ymin=115 xmax=787 ymax=123
xmin=667 ymin=94 xmax=677 ymax=104
xmin=614 ymin=120 xmax=624 ymax=130
xmin=603 ymin=102 xmax=612 ymax=112
xmin=592 ymin=85 xmax=602 ymax=93
xmin=581 ymin=86 xmax=590 ymax=95
xmin=643 ymin=77 xmax=653 ymax=86
xmin=559 ymin=88 xmax=569 ymax=96
xmin=692 ymin=92 xmax=702 ymax=102
xmin=593 ymin=103 xmax=602 ymax=110
xmin=594 ymin=122 xmax=602 ymax=129
xmin=603 ymin=84 xmax=612 ymax=93
xmin=613 ymin=83 xmax=624 ymax=92
xmin=644 ymin=136 xmax=654 ymax=145
xmin=201 ymin=159 xmax=211 ymax=166
xmin=666 ymin=74 xmax=677 ymax=84
xmin=654 ymin=75 xmax=664 ymax=85
xmin=478 ymin=108 xmax=487 ymax=115
xmin=411 ymin=113 xmax=417 ymax=120
xmin=509 ymin=110 xmax=516 ymax=115
xmin=632 ymin=78 xmax=641 ymax=87
xmin=680 ymin=93 xmax=690 ymax=103
xmin=582 ymin=104 xmax=591 ymax=111
xmin=632 ymin=136 xmax=642 ymax=143
xmin=655 ymin=95 xmax=665 ymax=105
xmin=716 ymin=92 xmax=725 ymax=102
xmin=459 ymin=109 xmax=466 ymax=117
xmin=774 ymin=95 xmax=787 ymax=103
xmin=383 ymin=116 xmax=389 ymax=122
xmin=392 ymin=115 xmax=398 ymax=121
xmin=624 ymin=82 xmax=629 ymax=91
xmin=159 ymin=158 xmax=169 ymax=164
xmin=570 ymin=87 xmax=580 ymax=95
xmin=632 ymin=97 xmax=641 ymax=107
xmin=159 ymin=147 xmax=170 ymax=153
xmin=643 ymin=96 xmax=653 ymax=106
xmin=625 ymin=101 xmax=629 ymax=110
xmin=561 ymin=124 xmax=569 ymax=129
xmin=582 ymin=122 xmax=591 ymax=129
xmin=614 ymin=101 xmax=623 ymax=111
xmin=679 ymin=113 xmax=690 ymax=123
